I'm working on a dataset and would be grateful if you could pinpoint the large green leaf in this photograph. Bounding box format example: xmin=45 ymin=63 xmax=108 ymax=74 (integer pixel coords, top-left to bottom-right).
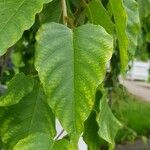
xmin=35 ymin=23 xmax=113 ymax=142
xmin=14 ymin=133 xmax=70 ymax=150
xmin=123 ymin=0 xmax=140 ymax=57
xmin=0 ymin=0 xmax=53 ymax=56
xmin=0 ymin=81 xmax=55 ymax=148
xmin=109 ymin=0 xmax=128 ymax=73
xmin=98 ymin=92 xmax=122 ymax=150
xmin=0 ymin=73 xmax=34 ymax=106
xmin=86 ymin=0 xmax=114 ymax=34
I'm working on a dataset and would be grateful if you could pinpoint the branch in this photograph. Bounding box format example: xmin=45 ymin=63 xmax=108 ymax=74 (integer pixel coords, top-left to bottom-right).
xmin=61 ymin=0 xmax=68 ymax=26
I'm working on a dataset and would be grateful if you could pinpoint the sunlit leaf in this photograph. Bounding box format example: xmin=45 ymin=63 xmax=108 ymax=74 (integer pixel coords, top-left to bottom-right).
xmin=35 ymin=23 xmax=113 ymax=143
xmin=0 ymin=81 xmax=55 ymax=148
xmin=0 ymin=0 xmax=53 ymax=56
xmin=0 ymin=73 xmax=34 ymax=106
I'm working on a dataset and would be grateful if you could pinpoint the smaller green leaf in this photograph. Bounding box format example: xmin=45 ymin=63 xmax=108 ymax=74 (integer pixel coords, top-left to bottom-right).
xmin=0 ymin=73 xmax=34 ymax=106
xmin=13 ymin=133 xmax=70 ymax=150
xmin=83 ymin=90 xmax=103 ymax=150
xmin=83 ymin=110 xmax=101 ymax=150
xmin=138 ymin=0 xmax=150 ymax=21
xmin=110 ymin=0 xmax=129 ymax=73
xmin=86 ymin=0 xmax=114 ymax=34
xmin=124 ymin=0 xmax=140 ymax=58
xmin=98 ymin=92 xmax=122 ymax=149
xmin=39 ymin=0 xmax=61 ymax=24
xmin=0 ymin=81 xmax=55 ymax=148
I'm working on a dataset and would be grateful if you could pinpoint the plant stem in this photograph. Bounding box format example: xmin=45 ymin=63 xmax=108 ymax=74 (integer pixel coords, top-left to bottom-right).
xmin=61 ymin=0 xmax=67 ymax=26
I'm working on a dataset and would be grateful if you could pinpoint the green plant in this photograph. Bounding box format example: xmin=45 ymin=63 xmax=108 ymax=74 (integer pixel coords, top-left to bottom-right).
xmin=111 ymin=87 xmax=150 ymax=143
xmin=0 ymin=0 xmax=142 ymax=149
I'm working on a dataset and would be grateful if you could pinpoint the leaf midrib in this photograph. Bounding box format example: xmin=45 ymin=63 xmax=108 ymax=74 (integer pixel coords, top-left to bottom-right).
xmin=28 ymin=85 xmax=39 ymax=134
xmin=71 ymin=28 xmax=77 ymax=135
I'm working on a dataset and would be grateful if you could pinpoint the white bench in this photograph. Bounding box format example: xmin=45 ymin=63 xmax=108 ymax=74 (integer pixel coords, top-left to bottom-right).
xmin=126 ymin=60 xmax=150 ymax=81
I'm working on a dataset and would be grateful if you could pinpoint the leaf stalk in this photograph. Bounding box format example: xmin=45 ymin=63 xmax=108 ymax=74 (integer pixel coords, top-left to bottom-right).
xmin=61 ymin=0 xmax=68 ymax=26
